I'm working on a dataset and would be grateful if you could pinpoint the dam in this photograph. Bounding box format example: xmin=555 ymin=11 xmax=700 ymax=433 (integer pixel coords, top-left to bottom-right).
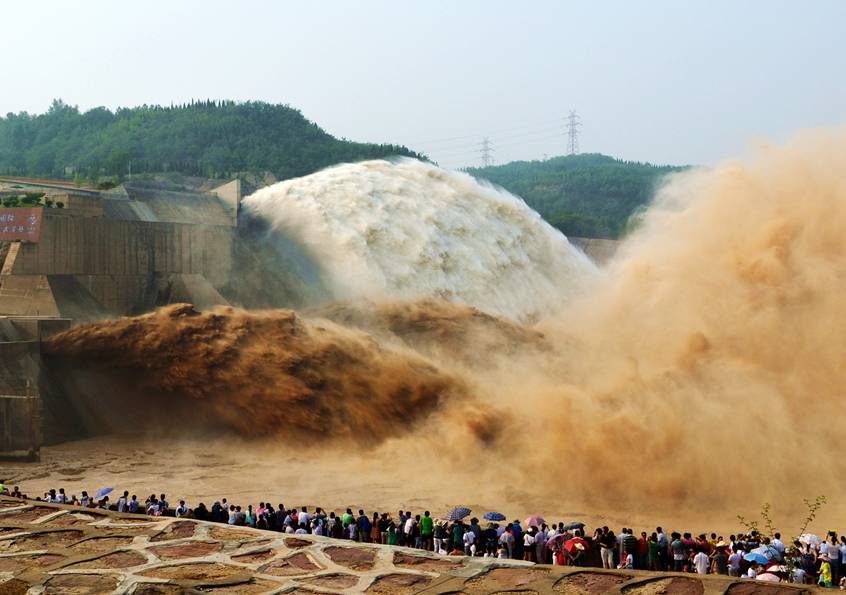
xmin=0 ymin=167 xmax=617 ymax=461
xmin=0 ymin=177 xmax=242 ymax=459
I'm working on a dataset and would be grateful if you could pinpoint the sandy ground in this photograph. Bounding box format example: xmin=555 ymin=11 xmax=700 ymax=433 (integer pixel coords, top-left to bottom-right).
xmin=0 ymin=434 xmax=838 ymax=539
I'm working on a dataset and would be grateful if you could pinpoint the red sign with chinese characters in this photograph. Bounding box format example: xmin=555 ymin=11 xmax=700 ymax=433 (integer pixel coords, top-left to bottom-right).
xmin=0 ymin=208 xmax=42 ymax=242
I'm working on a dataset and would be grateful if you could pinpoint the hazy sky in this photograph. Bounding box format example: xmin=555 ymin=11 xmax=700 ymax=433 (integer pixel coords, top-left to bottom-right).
xmin=2 ymin=0 xmax=844 ymax=169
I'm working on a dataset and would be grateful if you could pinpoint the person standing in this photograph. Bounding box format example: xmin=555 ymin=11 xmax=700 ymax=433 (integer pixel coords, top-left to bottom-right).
xmin=771 ymin=532 xmax=786 ymax=561
xmin=499 ymin=525 xmax=515 ymax=559
xmin=434 ymin=520 xmax=447 ymax=554
xmin=404 ymin=514 xmax=415 ymax=547
xmin=118 ymin=491 xmax=129 ymax=513
xmin=693 ymin=549 xmax=710 ymax=574
xmin=176 ymin=500 xmax=189 ymax=518
xmin=657 ymin=527 xmax=669 ymax=571
xmin=600 ymin=529 xmax=616 ymax=569
xmin=711 ymin=543 xmax=729 ymax=575
xmin=420 ymin=511 xmax=434 ymax=551
xmin=463 ymin=525 xmax=477 ymax=556
xmin=357 ymin=510 xmax=371 ymax=543
xmin=452 ymin=521 xmax=464 ymax=551
xmin=523 ymin=529 xmax=535 ymax=562
xmin=729 ymin=547 xmax=743 ymax=576
xmin=648 ymin=533 xmax=660 ymax=570
xmin=671 ymin=533 xmax=686 ymax=572
xmin=828 ymin=534 xmax=841 ymax=585
xmin=638 ymin=531 xmax=649 ymax=570
xmin=820 ymin=556 xmax=833 ymax=588
xmin=623 ymin=529 xmax=639 ymax=569
xmin=370 ymin=512 xmax=381 ymax=544
xmin=535 ymin=525 xmax=547 ymax=563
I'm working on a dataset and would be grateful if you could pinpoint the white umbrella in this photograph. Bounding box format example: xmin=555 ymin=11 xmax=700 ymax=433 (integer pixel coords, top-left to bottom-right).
xmin=756 ymin=573 xmax=781 ymax=583
xmin=799 ymin=533 xmax=821 ymax=546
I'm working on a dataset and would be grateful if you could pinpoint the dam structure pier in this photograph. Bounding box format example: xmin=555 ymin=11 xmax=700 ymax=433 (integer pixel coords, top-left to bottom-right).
xmin=0 ymin=178 xmax=243 ymax=459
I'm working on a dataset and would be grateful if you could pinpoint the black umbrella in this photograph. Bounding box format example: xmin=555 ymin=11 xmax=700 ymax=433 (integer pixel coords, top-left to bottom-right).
xmin=563 ymin=521 xmax=586 ymax=531
xmin=483 ymin=511 xmax=506 ymax=522
xmin=445 ymin=507 xmax=471 ymax=522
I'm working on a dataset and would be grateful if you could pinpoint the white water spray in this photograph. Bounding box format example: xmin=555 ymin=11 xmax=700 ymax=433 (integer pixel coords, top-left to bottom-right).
xmin=242 ymin=159 xmax=597 ymax=320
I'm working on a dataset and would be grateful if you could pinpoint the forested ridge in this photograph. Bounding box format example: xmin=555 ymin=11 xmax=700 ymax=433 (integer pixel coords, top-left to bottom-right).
xmin=0 ymin=100 xmax=686 ymax=239
xmin=0 ymin=99 xmax=422 ymax=182
xmin=467 ymin=154 xmax=687 ymax=238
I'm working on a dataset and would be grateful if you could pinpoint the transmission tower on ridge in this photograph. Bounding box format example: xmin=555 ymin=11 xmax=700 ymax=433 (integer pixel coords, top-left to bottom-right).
xmin=566 ymin=111 xmax=582 ymax=155
xmin=479 ymin=137 xmax=494 ymax=167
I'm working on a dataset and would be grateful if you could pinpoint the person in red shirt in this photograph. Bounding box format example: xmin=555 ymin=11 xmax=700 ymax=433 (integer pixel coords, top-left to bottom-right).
xmin=638 ymin=531 xmax=649 ymax=569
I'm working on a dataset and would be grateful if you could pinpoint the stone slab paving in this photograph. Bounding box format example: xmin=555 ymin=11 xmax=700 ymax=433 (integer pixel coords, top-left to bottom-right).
xmin=0 ymin=498 xmax=819 ymax=594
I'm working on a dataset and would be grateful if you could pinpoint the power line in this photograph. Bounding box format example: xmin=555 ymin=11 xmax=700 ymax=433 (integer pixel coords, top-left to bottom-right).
xmin=434 ymin=130 xmax=563 ymax=159
xmin=478 ymin=137 xmax=494 ymax=167
xmin=566 ymin=110 xmax=582 ymax=155
xmin=408 ymin=116 xmax=563 ymax=147
xmin=416 ymin=123 xmax=564 ymax=152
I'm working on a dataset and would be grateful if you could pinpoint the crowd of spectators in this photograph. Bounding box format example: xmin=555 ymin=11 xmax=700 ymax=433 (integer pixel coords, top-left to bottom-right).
xmin=7 ymin=484 xmax=841 ymax=586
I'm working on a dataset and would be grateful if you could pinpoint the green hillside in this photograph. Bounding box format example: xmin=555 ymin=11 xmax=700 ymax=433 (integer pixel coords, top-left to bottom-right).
xmin=0 ymin=99 xmax=422 ymax=183
xmin=466 ymin=154 xmax=687 ymax=238
xmin=0 ymin=100 xmax=686 ymax=239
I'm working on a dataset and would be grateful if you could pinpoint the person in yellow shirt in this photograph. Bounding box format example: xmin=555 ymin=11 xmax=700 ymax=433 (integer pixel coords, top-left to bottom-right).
xmin=819 ymin=555 xmax=833 ymax=588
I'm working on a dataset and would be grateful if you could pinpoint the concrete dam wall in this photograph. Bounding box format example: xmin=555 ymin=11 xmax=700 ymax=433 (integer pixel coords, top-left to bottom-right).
xmin=0 ymin=179 xmax=246 ymax=457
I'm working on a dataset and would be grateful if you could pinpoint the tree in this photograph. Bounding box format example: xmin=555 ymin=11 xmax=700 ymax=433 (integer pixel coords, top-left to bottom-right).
xmin=0 ymin=100 xmax=423 ymax=183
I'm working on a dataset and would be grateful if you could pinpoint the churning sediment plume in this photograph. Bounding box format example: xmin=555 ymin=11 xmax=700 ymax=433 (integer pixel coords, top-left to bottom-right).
xmin=518 ymin=128 xmax=846 ymax=511
xmin=43 ymin=130 xmax=846 ymax=514
xmin=42 ymin=303 xmax=470 ymax=445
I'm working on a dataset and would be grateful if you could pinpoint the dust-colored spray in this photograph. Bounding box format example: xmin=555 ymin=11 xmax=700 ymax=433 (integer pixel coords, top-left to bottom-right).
xmin=511 ymin=128 xmax=846 ymax=518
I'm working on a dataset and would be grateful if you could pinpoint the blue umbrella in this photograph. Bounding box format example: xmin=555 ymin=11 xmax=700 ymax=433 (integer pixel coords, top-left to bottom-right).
xmin=744 ymin=551 xmax=770 ymax=565
xmin=752 ymin=545 xmax=778 ymax=560
xmin=94 ymin=487 xmax=113 ymax=500
xmin=483 ymin=511 xmax=506 ymax=522
xmin=445 ymin=507 xmax=471 ymax=522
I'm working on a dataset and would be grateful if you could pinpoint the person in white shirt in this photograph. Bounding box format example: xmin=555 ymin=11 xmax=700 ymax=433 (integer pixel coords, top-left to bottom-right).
xmin=464 ymin=529 xmax=476 ymax=556
xmin=175 ymin=500 xmax=188 ymax=517
xmin=523 ymin=531 xmax=535 ymax=561
xmin=728 ymin=550 xmax=743 ymax=576
xmin=793 ymin=563 xmax=807 ymax=584
xmin=770 ymin=533 xmax=785 ymax=556
xmin=746 ymin=565 xmax=758 ymax=579
xmin=298 ymin=507 xmax=310 ymax=527
xmin=117 ymin=491 xmax=128 ymax=513
xmin=693 ymin=550 xmax=710 ymax=574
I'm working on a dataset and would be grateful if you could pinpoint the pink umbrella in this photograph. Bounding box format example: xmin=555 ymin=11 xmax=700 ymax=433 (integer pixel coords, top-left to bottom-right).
xmin=524 ymin=515 xmax=545 ymax=528
xmin=546 ymin=533 xmax=568 ymax=547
